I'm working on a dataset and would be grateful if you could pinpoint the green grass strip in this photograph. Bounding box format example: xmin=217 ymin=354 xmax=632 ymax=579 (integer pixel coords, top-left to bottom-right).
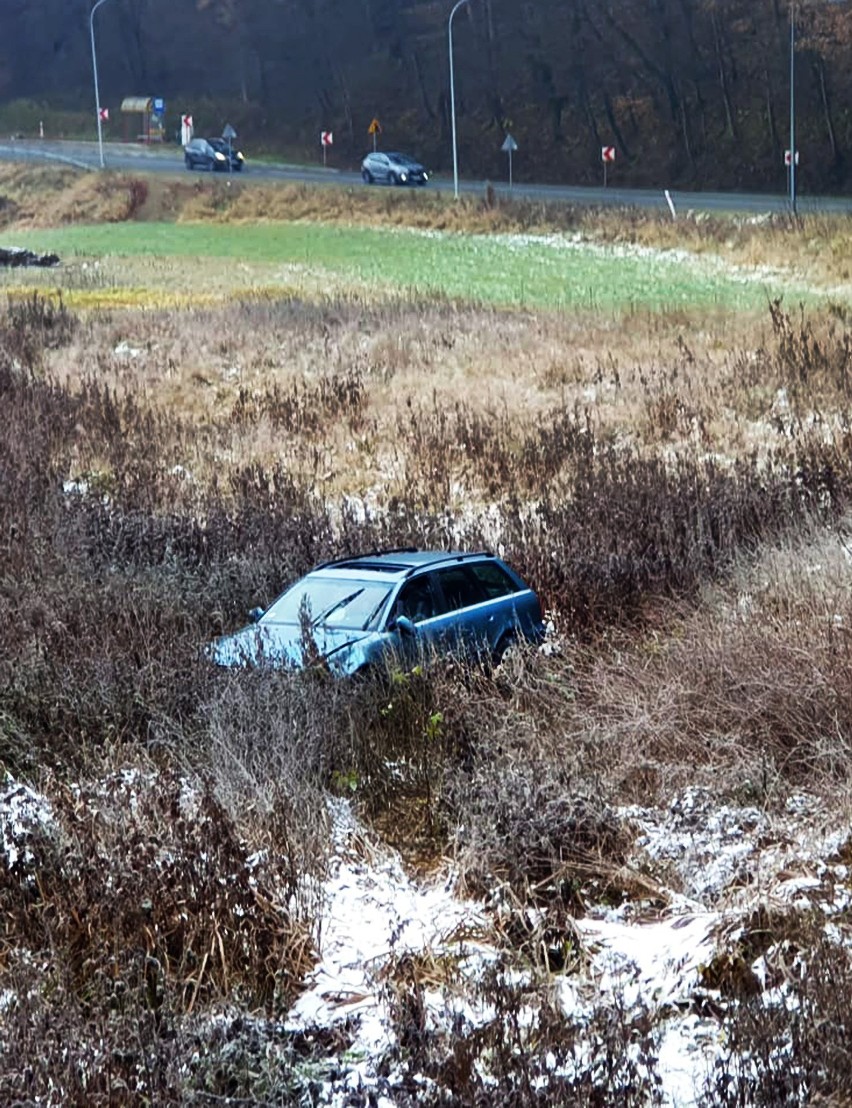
xmin=9 ymin=220 xmax=813 ymax=312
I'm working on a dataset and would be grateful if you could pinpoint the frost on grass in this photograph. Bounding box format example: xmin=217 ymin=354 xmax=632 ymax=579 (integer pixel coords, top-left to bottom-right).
xmin=0 ymin=777 xmax=55 ymax=877
xmin=274 ymin=788 xmax=852 ymax=1107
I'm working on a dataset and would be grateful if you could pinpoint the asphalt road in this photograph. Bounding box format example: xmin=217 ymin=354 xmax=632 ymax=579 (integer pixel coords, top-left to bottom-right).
xmin=1 ymin=137 xmax=851 ymax=217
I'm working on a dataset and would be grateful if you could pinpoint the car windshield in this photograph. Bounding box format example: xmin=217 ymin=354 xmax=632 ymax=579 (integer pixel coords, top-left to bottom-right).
xmin=388 ymin=153 xmax=418 ymax=166
xmin=262 ymin=576 xmax=392 ymax=630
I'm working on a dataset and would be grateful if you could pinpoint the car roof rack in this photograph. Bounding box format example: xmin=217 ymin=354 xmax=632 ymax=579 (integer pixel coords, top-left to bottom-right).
xmin=315 ymin=546 xmax=420 ymax=570
xmin=401 ymin=549 xmax=494 ymax=576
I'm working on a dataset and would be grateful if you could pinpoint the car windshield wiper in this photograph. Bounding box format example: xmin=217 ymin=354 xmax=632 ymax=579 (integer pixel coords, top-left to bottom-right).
xmin=360 ymin=590 xmax=392 ymax=630
xmin=311 ymin=589 xmax=363 ymax=627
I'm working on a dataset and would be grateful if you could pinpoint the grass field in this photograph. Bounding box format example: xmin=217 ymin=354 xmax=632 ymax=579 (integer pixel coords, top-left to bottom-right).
xmin=6 ymin=215 xmax=823 ymax=312
xmin=3 ymin=166 xmax=852 ymax=1104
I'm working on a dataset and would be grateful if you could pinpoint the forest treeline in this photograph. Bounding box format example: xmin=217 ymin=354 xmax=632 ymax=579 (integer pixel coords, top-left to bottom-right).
xmin=1 ymin=0 xmax=851 ymax=191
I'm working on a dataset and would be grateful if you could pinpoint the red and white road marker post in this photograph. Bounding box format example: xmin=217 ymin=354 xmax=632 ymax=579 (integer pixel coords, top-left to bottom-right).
xmin=601 ymin=145 xmax=615 ymax=188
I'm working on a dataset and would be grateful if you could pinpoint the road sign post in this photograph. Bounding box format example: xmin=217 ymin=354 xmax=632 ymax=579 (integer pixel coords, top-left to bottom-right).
xmin=601 ymin=145 xmax=615 ymax=188
xmin=368 ymin=117 xmax=381 ymax=152
xmin=181 ymin=114 xmax=193 ymax=146
xmin=222 ymin=123 xmax=237 ymax=173
xmin=321 ymin=130 xmax=333 ymax=165
xmin=784 ymin=148 xmax=800 ymax=205
xmin=501 ymin=133 xmax=518 ymax=190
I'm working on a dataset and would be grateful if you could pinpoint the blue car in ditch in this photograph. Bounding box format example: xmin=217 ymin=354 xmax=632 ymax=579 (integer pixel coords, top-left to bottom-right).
xmin=210 ymin=549 xmax=545 ymax=676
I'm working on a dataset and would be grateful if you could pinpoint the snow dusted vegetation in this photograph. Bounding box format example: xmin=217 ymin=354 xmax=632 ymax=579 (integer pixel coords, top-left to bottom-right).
xmin=277 ymin=789 xmax=852 ymax=1105
xmin=5 ymin=769 xmax=851 ymax=1105
xmin=3 ymin=184 xmax=852 ymax=1103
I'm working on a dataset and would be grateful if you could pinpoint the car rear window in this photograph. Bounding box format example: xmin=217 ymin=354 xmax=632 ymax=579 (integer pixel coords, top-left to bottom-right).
xmin=468 ymin=561 xmax=519 ymax=599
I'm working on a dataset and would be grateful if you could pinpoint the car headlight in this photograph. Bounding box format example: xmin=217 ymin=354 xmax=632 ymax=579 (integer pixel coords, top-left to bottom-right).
xmin=400 ymin=172 xmax=408 ymax=182
xmin=236 ymin=151 xmax=244 ymax=160
xmin=423 ymin=172 xmax=429 ymax=181
xmin=215 ymin=151 xmax=226 ymax=161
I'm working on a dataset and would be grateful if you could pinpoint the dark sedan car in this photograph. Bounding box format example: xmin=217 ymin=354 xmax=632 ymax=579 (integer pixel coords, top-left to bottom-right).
xmin=208 ymin=137 xmax=245 ymax=170
xmin=361 ymin=151 xmax=428 ymax=186
xmin=184 ymin=137 xmax=242 ymax=172
xmin=209 ymin=549 xmax=544 ymax=675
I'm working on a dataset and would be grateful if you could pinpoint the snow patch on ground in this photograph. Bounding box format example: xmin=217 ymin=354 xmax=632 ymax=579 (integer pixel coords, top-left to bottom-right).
xmin=5 ymin=773 xmax=850 ymax=1103
xmin=285 ymin=797 xmax=495 ymax=1094
xmin=281 ymin=787 xmax=852 ymax=1105
xmin=400 ymin=224 xmax=799 ymax=292
xmin=0 ymin=778 xmax=55 ymax=875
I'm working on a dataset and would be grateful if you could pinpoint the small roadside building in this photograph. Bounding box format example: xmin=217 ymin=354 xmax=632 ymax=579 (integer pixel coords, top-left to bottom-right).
xmin=120 ymin=97 xmax=164 ymax=143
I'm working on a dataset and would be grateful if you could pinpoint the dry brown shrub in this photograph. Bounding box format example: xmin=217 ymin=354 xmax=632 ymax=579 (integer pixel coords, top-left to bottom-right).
xmin=705 ymin=915 xmax=852 ymax=1105
xmin=546 ymin=523 xmax=852 ymax=804
xmin=377 ymin=950 xmax=662 ymax=1106
xmin=0 ymin=290 xmax=76 ymax=368
xmin=0 ymin=762 xmax=310 ymax=1014
xmin=9 ymin=172 xmax=152 ymax=227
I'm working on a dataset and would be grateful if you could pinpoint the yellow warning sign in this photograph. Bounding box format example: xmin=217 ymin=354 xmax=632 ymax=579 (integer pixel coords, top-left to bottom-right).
xmin=368 ymin=118 xmax=382 ymax=135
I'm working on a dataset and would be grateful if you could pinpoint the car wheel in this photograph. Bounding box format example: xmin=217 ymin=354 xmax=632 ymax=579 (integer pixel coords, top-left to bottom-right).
xmin=362 ymin=169 xmax=373 ymax=184
xmin=493 ymin=633 xmax=518 ymax=668
xmin=184 ymin=155 xmax=192 ymax=169
xmin=389 ymin=172 xmax=399 ymax=186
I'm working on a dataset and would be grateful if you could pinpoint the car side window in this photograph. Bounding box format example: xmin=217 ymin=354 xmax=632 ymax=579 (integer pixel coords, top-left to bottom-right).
xmin=395 ymin=576 xmax=437 ymax=623
xmin=434 ymin=567 xmax=486 ymax=614
xmin=469 ymin=561 xmax=519 ymax=599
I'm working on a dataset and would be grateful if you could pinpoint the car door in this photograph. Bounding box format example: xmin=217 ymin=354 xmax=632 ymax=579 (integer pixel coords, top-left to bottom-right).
xmin=430 ymin=565 xmax=492 ymax=658
xmin=390 ymin=573 xmax=442 ymax=664
xmin=374 ymin=154 xmax=390 ymax=182
xmin=190 ymin=140 xmax=210 ymax=169
xmin=466 ymin=559 xmax=535 ymax=648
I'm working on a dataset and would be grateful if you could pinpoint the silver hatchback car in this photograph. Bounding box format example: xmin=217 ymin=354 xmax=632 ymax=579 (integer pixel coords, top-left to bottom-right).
xmin=361 ymin=151 xmax=428 ymax=186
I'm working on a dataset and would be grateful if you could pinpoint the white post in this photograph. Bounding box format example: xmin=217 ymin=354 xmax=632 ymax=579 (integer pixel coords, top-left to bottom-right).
xmin=89 ymin=0 xmax=113 ymax=170
xmin=449 ymin=0 xmax=471 ymax=201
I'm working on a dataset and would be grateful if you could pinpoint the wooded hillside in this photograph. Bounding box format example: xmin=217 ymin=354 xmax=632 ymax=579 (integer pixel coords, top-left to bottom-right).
xmin=1 ymin=0 xmax=850 ymax=191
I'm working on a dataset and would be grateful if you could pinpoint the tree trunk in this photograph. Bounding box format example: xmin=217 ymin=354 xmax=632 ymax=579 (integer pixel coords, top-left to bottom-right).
xmin=814 ymin=58 xmax=838 ymax=161
xmin=712 ymin=10 xmax=738 ymax=140
xmin=603 ymin=90 xmax=632 ymax=160
xmin=679 ymin=83 xmax=694 ymax=165
xmin=764 ymin=67 xmax=779 ymax=150
xmin=411 ymin=50 xmax=435 ymax=122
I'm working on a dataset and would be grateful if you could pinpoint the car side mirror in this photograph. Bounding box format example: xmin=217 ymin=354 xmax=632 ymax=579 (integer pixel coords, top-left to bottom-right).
xmin=248 ymin=606 xmax=264 ymax=624
xmin=393 ymin=614 xmax=417 ymax=637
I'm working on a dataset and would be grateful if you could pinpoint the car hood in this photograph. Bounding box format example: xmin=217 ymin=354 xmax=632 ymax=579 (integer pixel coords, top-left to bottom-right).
xmin=209 ymin=621 xmax=372 ymax=672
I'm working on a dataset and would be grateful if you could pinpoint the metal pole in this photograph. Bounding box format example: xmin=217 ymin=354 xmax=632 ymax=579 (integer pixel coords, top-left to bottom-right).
xmin=789 ymin=0 xmax=796 ymax=215
xmin=449 ymin=0 xmax=470 ymax=200
xmin=90 ymin=0 xmax=112 ymax=169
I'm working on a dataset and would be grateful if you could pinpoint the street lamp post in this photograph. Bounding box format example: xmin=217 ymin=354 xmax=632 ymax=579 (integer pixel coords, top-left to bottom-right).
xmin=90 ymin=0 xmax=113 ymax=169
xmin=788 ymin=0 xmax=850 ymax=214
xmin=448 ymin=0 xmax=471 ymax=200
xmin=789 ymin=0 xmax=797 ymax=214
